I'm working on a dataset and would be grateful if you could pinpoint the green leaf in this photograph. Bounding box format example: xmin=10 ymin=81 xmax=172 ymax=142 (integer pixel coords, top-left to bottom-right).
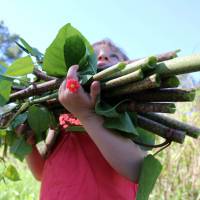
xmin=136 ymin=154 xmax=162 ymax=200
xmin=0 ymin=74 xmax=15 ymax=82
xmin=66 ymin=125 xmax=85 ymax=132
xmin=133 ymin=127 xmax=155 ymax=151
xmin=0 ymin=61 xmax=8 ymax=69
xmin=3 ymin=164 xmax=20 ymax=181
xmin=0 ymin=80 xmax=12 ymax=106
xmin=5 ymin=56 xmax=34 ymax=76
xmin=79 ymin=52 xmax=97 ymax=76
xmin=104 ymin=112 xmax=138 ymax=136
xmin=11 ymin=112 xmax=27 ymax=129
xmin=64 ymin=35 xmax=86 ymax=69
xmin=95 ymin=97 xmax=138 ymax=136
xmin=10 ymin=137 xmax=32 ymax=161
xmin=19 ymin=37 xmax=43 ymax=60
xmin=0 ymin=129 xmax=7 ymax=137
xmin=5 ymin=130 xmax=17 ymax=146
xmin=43 ymin=23 xmax=95 ymax=77
xmin=0 ymin=74 xmax=30 ymax=87
xmin=27 ymin=105 xmax=51 ymax=142
xmin=95 ymin=97 xmax=121 ymax=118
xmin=79 ymin=74 xmax=93 ymax=85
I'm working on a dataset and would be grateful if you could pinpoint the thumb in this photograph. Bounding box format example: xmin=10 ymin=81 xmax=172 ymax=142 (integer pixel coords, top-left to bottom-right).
xmin=90 ymin=81 xmax=100 ymax=107
xmin=67 ymin=65 xmax=79 ymax=80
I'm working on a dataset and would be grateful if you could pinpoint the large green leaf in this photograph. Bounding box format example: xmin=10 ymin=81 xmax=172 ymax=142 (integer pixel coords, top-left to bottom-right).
xmin=11 ymin=112 xmax=27 ymax=129
xmin=95 ymin=97 xmax=120 ymax=118
xmin=133 ymin=127 xmax=156 ymax=151
xmin=78 ymin=46 xmax=97 ymax=76
xmin=5 ymin=56 xmax=34 ymax=76
xmin=64 ymin=35 xmax=86 ymax=69
xmin=43 ymin=23 xmax=95 ymax=77
xmin=10 ymin=137 xmax=32 ymax=161
xmin=3 ymin=164 xmax=20 ymax=181
xmin=95 ymin=97 xmax=138 ymax=136
xmin=27 ymin=105 xmax=52 ymax=142
xmin=104 ymin=112 xmax=138 ymax=136
xmin=136 ymin=154 xmax=162 ymax=200
xmin=0 ymin=80 xmax=12 ymax=106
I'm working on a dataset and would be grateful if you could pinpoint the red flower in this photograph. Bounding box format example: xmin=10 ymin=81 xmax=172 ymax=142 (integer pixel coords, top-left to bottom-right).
xmin=59 ymin=113 xmax=82 ymax=130
xmin=66 ymin=78 xmax=80 ymax=93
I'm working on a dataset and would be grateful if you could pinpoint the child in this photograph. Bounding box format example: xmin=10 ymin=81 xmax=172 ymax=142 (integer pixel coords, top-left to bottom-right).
xmin=24 ymin=39 xmax=146 ymax=200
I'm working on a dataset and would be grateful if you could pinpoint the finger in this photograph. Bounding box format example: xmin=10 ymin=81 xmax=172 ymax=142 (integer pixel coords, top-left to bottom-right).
xmin=58 ymin=79 xmax=66 ymax=96
xmin=67 ymin=65 xmax=79 ymax=80
xmin=26 ymin=130 xmax=36 ymax=145
xmin=15 ymin=124 xmax=28 ymax=136
xmin=90 ymin=81 xmax=101 ymax=106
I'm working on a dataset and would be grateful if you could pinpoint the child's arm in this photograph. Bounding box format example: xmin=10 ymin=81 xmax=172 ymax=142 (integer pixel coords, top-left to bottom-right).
xmin=15 ymin=125 xmax=45 ymax=181
xmin=58 ymin=65 xmax=146 ymax=182
xmin=25 ymin=144 xmax=45 ymax=181
xmin=80 ymin=114 xmax=146 ymax=182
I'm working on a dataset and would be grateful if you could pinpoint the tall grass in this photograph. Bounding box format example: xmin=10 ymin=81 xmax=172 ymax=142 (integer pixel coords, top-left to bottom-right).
xmin=150 ymin=100 xmax=200 ymax=200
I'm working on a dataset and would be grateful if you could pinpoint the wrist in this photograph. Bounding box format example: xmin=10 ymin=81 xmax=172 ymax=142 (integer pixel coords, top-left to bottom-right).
xmin=79 ymin=111 xmax=104 ymax=126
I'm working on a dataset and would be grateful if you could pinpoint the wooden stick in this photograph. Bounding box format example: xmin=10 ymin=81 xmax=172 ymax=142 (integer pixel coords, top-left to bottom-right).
xmin=141 ymin=113 xmax=200 ymax=138
xmin=101 ymin=69 xmax=143 ymax=90
xmin=9 ymin=79 xmax=63 ymax=102
xmin=104 ymin=74 xmax=160 ymax=98
xmin=107 ymin=88 xmax=195 ymax=102
xmin=137 ymin=115 xmax=186 ymax=143
xmin=117 ymin=102 xmax=176 ymax=113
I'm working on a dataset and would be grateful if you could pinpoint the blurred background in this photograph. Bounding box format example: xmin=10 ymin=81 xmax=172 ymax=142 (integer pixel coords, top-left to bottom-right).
xmin=0 ymin=0 xmax=200 ymax=199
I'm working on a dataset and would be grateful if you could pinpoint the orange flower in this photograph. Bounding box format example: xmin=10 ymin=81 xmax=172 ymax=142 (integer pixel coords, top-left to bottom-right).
xmin=66 ymin=78 xmax=80 ymax=93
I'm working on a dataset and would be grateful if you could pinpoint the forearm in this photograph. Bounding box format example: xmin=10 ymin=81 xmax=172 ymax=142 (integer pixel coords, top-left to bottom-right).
xmin=79 ymin=113 xmax=146 ymax=182
xmin=25 ymin=145 xmax=45 ymax=181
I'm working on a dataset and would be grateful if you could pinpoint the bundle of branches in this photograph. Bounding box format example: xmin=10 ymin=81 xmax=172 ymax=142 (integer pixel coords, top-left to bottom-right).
xmin=0 ymin=23 xmax=199 ymax=199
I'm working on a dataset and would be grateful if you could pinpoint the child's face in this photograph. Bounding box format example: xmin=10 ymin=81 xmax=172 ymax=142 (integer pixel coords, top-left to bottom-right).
xmin=93 ymin=44 xmax=124 ymax=69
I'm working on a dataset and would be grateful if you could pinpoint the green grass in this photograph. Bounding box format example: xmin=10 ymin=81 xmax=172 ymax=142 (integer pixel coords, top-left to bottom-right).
xmin=0 ymin=158 xmax=40 ymax=200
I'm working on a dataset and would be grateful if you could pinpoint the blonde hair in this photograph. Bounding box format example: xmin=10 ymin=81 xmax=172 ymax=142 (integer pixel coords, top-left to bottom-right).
xmin=92 ymin=39 xmax=129 ymax=61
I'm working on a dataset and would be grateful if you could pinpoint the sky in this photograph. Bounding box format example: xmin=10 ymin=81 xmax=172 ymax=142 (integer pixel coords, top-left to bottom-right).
xmin=1 ymin=0 xmax=200 ymax=79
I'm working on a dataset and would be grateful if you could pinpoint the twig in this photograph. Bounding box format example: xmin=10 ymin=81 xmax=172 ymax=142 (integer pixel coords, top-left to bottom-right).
xmin=33 ymin=68 xmax=56 ymax=81
xmin=9 ymin=78 xmax=63 ymax=102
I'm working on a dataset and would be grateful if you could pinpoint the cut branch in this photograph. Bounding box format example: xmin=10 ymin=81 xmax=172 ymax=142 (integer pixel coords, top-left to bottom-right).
xmin=33 ymin=68 xmax=57 ymax=81
xmin=127 ymin=49 xmax=180 ymax=64
xmin=9 ymin=79 xmax=63 ymax=102
xmin=109 ymin=56 xmax=157 ymax=79
xmin=137 ymin=115 xmax=186 ymax=143
xmin=103 ymin=74 xmax=160 ymax=98
xmin=154 ymin=53 xmax=200 ymax=77
xmin=141 ymin=113 xmax=200 ymax=138
xmin=108 ymin=88 xmax=195 ymax=102
xmin=160 ymin=76 xmax=180 ymax=88
xmin=117 ymin=102 xmax=176 ymax=113
xmin=101 ymin=69 xmax=143 ymax=90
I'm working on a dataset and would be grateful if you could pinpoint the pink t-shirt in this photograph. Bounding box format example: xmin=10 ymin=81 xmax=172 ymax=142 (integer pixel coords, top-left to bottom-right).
xmin=40 ymin=115 xmax=138 ymax=200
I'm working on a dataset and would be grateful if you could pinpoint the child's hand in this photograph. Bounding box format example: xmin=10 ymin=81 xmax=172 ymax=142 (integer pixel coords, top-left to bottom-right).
xmin=58 ymin=65 xmax=100 ymax=121
xmin=15 ymin=123 xmax=36 ymax=146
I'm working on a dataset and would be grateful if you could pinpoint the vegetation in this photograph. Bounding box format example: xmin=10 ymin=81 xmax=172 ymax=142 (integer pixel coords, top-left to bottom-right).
xmin=0 ymin=23 xmax=199 ymax=200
